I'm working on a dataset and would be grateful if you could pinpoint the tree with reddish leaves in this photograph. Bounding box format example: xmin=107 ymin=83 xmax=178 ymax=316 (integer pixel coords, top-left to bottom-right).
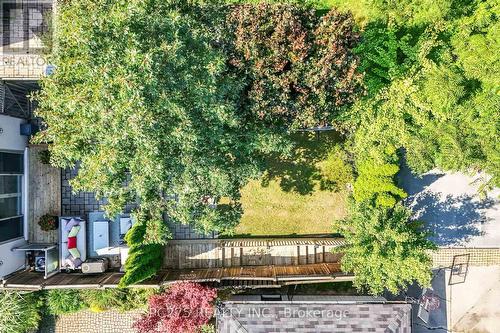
xmin=133 ymin=282 xmax=217 ymax=333
xmin=226 ymin=4 xmax=363 ymax=129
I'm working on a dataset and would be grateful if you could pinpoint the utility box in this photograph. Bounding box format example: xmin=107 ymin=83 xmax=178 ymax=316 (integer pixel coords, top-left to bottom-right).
xmin=82 ymin=258 xmax=109 ymax=274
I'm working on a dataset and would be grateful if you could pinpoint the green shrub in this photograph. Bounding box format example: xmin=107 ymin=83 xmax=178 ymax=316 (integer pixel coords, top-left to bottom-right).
xmin=81 ymin=288 xmax=156 ymax=312
xmin=0 ymin=291 xmax=42 ymax=333
xmin=320 ymin=146 xmax=354 ymax=192
xmin=352 ymin=148 xmax=407 ymax=208
xmin=119 ymin=220 xmax=165 ymax=287
xmin=45 ymin=288 xmax=155 ymax=315
xmin=81 ymin=289 xmax=125 ymax=312
xmin=46 ymin=290 xmax=86 ymax=315
xmin=120 ymin=288 xmax=157 ymax=311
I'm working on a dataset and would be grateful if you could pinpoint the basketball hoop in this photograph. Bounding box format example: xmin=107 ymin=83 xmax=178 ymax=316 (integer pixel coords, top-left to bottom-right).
xmin=420 ymin=292 xmax=440 ymax=311
xmin=417 ymin=288 xmax=440 ymax=324
xmin=449 ymin=253 xmax=470 ymax=285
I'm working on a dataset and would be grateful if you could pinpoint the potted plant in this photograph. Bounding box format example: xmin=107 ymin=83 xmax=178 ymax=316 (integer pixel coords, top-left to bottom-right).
xmin=38 ymin=214 xmax=58 ymax=231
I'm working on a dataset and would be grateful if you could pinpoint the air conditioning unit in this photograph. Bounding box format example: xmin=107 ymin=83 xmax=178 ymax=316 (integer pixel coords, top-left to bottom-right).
xmin=81 ymin=258 xmax=108 ymax=274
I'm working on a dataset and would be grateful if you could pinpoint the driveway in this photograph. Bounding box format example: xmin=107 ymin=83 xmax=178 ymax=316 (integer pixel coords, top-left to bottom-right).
xmin=451 ymin=266 xmax=500 ymax=332
xmin=398 ymin=164 xmax=500 ymax=247
xmin=410 ymin=266 xmax=500 ymax=333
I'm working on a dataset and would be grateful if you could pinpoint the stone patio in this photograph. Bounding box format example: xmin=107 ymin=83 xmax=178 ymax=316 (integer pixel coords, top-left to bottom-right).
xmin=61 ymin=167 xmax=108 ymax=217
xmin=62 ymin=167 xmax=216 ymax=240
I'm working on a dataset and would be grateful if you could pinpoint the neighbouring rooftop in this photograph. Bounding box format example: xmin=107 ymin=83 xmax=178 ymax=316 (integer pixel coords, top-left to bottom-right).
xmin=0 ymin=1 xmax=53 ymax=79
xmin=217 ymin=295 xmax=412 ymax=333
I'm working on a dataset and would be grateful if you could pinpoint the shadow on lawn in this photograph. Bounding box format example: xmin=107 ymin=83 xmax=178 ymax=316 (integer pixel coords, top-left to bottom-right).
xmin=261 ymin=131 xmax=342 ymax=195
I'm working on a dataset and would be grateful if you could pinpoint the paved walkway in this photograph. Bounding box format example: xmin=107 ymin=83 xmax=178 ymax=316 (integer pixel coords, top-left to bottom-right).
xmin=432 ymin=248 xmax=500 ymax=268
xmin=40 ymin=309 xmax=143 ymax=333
xmin=61 ymin=167 xmax=108 ymax=217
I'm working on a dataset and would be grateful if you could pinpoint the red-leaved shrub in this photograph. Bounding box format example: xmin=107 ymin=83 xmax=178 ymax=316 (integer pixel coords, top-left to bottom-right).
xmin=133 ymin=282 xmax=217 ymax=333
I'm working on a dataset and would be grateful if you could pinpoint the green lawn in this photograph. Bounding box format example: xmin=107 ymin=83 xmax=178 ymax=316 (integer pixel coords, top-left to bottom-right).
xmin=234 ymin=131 xmax=348 ymax=236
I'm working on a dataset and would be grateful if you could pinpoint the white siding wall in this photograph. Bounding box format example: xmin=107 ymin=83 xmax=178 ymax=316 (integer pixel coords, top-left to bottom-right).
xmin=0 ymin=238 xmax=27 ymax=279
xmin=0 ymin=114 xmax=28 ymax=151
xmin=0 ymin=114 xmax=28 ymax=279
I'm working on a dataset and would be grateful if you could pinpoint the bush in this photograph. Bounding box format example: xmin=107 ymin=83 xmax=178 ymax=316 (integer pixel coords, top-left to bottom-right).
xmin=38 ymin=214 xmax=58 ymax=231
xmin=0 ymin=291 xmax=42 ymax=333
xmin=81 ymin=288 xmax=155 ymax=312
xmin=119 ymin=220 xmax=166 ymax=287
xmin=46 ymin=290 xmax=86 ymax=315
xmin=320 ymin=146 xmax=353 ymax=192
xmin=353 ymin=149 xmax=407 ymax=207
xmin=133 ymin=282 xmax=217 ymax=333
xmin=81 ymin=289 xmax=124 ymax=313
xmin=45 ymin=288 xmax=155 ymax=316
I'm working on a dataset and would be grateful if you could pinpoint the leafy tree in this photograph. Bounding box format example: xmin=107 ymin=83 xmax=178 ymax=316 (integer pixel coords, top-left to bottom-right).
xmin=227 ymin=4 xmax=363 ymax=128
xmin=133 ymin=282 xmax=217 ymax=333
xmin=353 ymin=158 xmax=407 ymax=208
xmin=348 ymin=6 xmax=500 ymax=189
xmin=452 ymin=0 xmax=500 ymax=93
xmin=335 ymin=202 xmax=434 ymax=295
xmin=0 ymin=291 xmax=42 ymax=333
xmin=351 ymin=54 xmax=500 ymax=188
xmin=354 ymin=24 xmax=419 ymax=95
xmin=319 ymin=145 xmax=354 ymax=192
xmin=327 ymin=0 xmax=452 ymax=26
xmin=34 ymin=0 xmax=288 ymax=284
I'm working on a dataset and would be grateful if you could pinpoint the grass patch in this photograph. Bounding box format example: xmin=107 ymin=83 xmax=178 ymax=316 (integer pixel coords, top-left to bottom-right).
xmin=234 ymin=131 xmax=348 ymax=236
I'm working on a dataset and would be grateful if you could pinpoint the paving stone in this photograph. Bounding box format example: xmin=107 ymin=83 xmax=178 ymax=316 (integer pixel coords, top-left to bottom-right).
xmin=62 ymin=166 xmax=217 ymax=240
xmin=45 ymin=310 xmax=143 ymax=333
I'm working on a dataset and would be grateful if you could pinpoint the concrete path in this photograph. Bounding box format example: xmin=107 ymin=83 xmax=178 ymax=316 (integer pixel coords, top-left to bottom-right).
xmin=399 ymin=164 xmax=500 ymax=247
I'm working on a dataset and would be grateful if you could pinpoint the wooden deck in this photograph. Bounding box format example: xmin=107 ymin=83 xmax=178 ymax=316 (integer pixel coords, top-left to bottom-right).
xmin=1 ymin=263 xmax=351 ymax=290
xmin=164 ymin=238 xmax=344 ymax=269
xmin=27 ymin=144 xmax=61 ymax=244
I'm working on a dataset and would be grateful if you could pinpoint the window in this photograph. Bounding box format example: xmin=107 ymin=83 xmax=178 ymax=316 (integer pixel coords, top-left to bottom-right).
xmin=0 ymin=152 xmax=24 ymax=243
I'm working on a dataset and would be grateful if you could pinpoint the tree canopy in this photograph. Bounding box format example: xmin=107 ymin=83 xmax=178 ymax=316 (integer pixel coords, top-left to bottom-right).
xmin=336 ymin=202 xmax=434 ymax=295
xmin=35 ymin=0 xmax=363 ymax=285
xmin=226 ymin=3 xmax=363 ymax=128
xmin=329 ymin=0 xmax=498 ymax=295
xmin=36 ymin=0 xmax=284 ymax=235
xmin=344 ymin=0 xmax=500 ymax=191
xmin=34 ymin=0 xmax=498 ymax=293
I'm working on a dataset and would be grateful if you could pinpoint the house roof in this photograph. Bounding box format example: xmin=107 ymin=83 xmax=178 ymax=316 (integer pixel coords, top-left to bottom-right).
xmin=216 ymin=297 xmax=412 ymax=333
